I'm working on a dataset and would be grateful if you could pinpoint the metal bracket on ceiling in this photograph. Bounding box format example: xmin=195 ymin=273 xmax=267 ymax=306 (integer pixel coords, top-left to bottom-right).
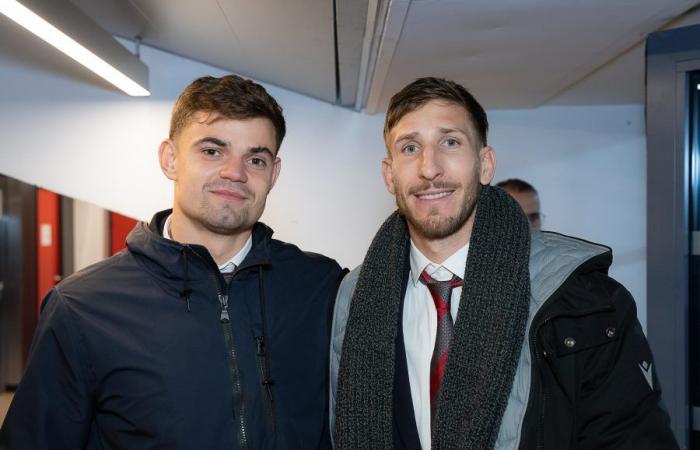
xmin=134 ymin=35 xmax=142 ymax=59
xmin=354 ymin=0 xmax=381 ymax=111
xmin=358 ymin=0 xmax=411 ymax=114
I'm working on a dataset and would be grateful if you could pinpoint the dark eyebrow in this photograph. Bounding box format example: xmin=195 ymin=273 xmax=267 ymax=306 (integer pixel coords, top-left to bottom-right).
xmin=194 ymin=137 xmax=228 ymax=147
xmin=249 ymin=146 xmax=276 ymax=159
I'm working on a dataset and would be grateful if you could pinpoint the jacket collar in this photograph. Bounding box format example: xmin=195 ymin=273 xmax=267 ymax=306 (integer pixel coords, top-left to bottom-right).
xmin=127 ymin=209 xmax=274 ymax=283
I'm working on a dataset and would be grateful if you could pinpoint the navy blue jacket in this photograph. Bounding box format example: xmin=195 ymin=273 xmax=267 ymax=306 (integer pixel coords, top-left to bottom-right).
xmin=0 ymin=210 xmax=342 ymax=450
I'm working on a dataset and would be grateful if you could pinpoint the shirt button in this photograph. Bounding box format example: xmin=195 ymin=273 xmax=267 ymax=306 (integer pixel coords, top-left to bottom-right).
xmin=564 ymin=337 xmax=576 ymax=348
xmin=605 ymin=327 xmax=616 ymax=338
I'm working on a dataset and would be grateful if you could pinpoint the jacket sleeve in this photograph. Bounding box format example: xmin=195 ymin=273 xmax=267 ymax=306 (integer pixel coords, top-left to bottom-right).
xmin=0 ymin=289 xmax=94 ymax=450
xmin=328 ymin=266 xmax=360 ymax=447
xmin=575 ymin=275 xmax=679 ymax=450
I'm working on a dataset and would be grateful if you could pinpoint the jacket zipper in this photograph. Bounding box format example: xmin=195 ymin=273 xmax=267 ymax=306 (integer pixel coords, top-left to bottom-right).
xmin=218 ymin=290 xmax=249 ymax=450
xmin=187 ymin=246 xmax=249 ymax=450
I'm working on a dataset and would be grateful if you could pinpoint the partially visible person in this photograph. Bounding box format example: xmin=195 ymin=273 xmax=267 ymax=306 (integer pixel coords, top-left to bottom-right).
xmin=330 ymin=77 xmax=678 ymax=450
xmin=496 ymin=178 xmax=542 ymax=229
xmin=0 ymin=75 xmax=342 ymax=450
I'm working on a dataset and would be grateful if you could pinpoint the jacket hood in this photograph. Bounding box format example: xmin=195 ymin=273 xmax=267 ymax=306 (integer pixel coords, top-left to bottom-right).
xmin=529 ymin=230 xmax=614 ymax=318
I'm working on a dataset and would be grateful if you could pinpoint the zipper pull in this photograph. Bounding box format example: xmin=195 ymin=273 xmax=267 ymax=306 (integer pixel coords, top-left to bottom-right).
xmin=219 ymin=294 xmax=230 ymax=323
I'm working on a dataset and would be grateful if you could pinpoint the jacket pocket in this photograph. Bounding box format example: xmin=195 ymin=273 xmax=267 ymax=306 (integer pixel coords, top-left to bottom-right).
xmin=551 ymin=311 xmax=618 ymax=357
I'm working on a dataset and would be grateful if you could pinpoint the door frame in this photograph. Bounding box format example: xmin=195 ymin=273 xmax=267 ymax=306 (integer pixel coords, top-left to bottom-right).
xmin=646 ymin=24 xmax=700 ymax=448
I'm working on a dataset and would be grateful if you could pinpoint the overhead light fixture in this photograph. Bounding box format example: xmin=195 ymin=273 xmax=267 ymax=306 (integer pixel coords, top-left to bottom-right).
xmin=0 ymin=0 xmax=150 ymax=96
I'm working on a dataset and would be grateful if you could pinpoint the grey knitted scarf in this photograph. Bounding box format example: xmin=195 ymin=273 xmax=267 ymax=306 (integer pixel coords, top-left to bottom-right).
xmin=335 ymin=185 xmax=531 ymax=450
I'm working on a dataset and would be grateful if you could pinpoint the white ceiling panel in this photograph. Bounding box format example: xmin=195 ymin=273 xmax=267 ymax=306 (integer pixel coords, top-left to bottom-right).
xmin=367 ymin=0 xmax=700 ymax=111
xmin=74 ymin=0 xmax=339 ymax=103
xmin=549 ymin=4 xmax=700 ymax=105
xmin=17 ymin=0 xmax=700 ymax=111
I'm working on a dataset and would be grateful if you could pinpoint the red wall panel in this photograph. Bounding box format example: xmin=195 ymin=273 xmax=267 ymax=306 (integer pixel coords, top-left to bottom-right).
xmin=110 ymin=212 xmax=138 ymax=255
xmin=36 ymin=189 xmax=60 ymax=309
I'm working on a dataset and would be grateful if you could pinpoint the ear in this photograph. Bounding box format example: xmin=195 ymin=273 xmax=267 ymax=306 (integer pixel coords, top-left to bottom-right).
xmin=381 ymin=157 xmax=396 ymax=195
xmin=159 ymin=140 xmax=178 ymax=181
xmin=269 ymin=157 xmax=282 ymax=191
xmin=478 ymin=145 xmax=496 ymax=185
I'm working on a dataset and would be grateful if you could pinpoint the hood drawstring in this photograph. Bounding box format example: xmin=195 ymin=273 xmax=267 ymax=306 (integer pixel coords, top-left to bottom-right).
xmin=256 ymin=266 xmax=275 ymax=429
xmin=180 ymin=247 xmax=192 ymax=312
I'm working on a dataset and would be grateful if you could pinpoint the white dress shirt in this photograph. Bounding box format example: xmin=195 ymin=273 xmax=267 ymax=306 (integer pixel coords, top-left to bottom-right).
xmin=162 ymin=214 xmax=252 ymax=272
xmin=403 ymin=240 xmax=470 ymax=450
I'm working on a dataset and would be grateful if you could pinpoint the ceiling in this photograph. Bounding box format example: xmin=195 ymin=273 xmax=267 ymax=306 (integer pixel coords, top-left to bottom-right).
xmin=24 ymin=0 xmax=700 ymax=111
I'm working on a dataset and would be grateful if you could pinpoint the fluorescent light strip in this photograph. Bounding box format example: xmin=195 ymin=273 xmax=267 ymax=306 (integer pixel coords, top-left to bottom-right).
xmin=0 ymin=0 xmax=150 ymax=96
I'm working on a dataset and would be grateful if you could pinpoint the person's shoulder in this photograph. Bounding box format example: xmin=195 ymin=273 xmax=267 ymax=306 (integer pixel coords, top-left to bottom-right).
xmin=531 ymin=231 xmax=611 ymax=270
xmin=531 ymin=231 xmax=636 ymax=316
xmin=332 ymin=265 xmax=361 ymax=338
xmin=337 ymin=265 xmax=361 ymax=299
xmin=268 ymin=237 xmax=342 ymax=273
xmin=530 ymin=231 xmax=611 ymax=285
xmin=52 ymin=249 xmax=138 ymax=301
xmin=529 ymin=231 xmax=621 ymax=310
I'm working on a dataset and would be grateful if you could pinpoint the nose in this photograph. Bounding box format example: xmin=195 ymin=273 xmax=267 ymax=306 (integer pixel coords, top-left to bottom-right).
xmin=219 ymin=156 xmax=248 ymax=183
xmin=418 ymin=145 xmax=443 ymax=181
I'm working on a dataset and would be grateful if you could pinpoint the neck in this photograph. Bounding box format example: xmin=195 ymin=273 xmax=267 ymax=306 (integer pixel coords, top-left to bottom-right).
xmin=408 ymin=212 xmax=474 ymax=264
xmin=169 ymin=209 xmax=251 ymax=266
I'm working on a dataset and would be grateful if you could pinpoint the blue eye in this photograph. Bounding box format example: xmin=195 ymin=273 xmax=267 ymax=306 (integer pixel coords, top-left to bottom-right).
xmin=444 ymin=138 xmax=459 ymax=147
xmin=402 ymin=144 xmax=419 ymax=154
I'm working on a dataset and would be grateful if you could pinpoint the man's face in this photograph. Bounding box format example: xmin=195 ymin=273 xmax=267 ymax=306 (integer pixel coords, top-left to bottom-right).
xmin=159 ymin=112 xmax=280 ymax=236
xmin=382 ymin=100 xmax=495 ymax=241
xmin=506 ymin=190 xmax=541 ymax=230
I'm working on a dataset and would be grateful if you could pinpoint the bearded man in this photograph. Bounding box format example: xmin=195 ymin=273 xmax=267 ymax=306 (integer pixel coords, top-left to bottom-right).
xmin=329 ymin=77 xmax=678 ymax=450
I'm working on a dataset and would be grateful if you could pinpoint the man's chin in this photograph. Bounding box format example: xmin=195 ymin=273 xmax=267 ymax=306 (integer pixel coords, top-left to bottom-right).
xmin=201 ymin=214 xmax=252 ymax=236
xmin=406 ymin=215 xmax=465 ymax=240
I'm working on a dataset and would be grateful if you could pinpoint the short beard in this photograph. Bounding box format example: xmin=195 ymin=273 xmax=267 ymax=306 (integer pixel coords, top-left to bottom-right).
xmin=199 ymin=203 xmax=252 ymax=236
xmin=402 ymin=194 xmax=477 ymax=239
xmin=194 ymin=181 xmax=257 ymax=235
xmin=395 ymin=164 xmax=482 ymax=240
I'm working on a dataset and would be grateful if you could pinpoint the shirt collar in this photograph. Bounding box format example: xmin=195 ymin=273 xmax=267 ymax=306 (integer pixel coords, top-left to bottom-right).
xmin=162 ymin=213 xmax=252 ymax=272
xmin=409 ymin=240 xmax=470 ymax=285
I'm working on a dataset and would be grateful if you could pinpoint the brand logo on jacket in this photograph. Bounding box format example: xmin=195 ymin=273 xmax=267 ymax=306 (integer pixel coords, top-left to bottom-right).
xmin=639 ymin=361 xmax=653 ymax=390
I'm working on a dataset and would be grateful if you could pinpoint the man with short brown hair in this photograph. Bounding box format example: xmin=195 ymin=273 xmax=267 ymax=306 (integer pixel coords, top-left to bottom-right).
xmin=1 ymin=75 xmax=342 ymax=450
xmin=497 ymin=178 xmax=543 ymax=229
xmin=330 ymin=77 xmax=677 ymax=449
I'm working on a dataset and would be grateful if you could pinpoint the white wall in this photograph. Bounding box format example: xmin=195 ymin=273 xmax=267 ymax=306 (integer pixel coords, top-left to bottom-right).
xmin=490 ymin=105 xmax=647 ymax=328
xmin=0 ymin=41 xmax=647 ymax=327
xmin=72 ymin=199 xmax=109 ymax=272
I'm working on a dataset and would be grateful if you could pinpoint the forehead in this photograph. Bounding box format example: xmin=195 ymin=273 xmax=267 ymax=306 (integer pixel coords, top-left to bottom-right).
xmin=387 ymin=100 xmax=474 ymax=144
xmin=178 ymin=111 xmax=276 ymax=145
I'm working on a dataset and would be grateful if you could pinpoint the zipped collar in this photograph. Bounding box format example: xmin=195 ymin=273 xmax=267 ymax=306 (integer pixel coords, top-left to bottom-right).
xmin=126 ymin=209 xmax=274 ymax=291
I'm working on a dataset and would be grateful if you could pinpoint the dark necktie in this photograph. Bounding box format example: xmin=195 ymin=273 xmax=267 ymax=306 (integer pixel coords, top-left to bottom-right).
xmin=419 ymin=270 xmax=464 ymax=419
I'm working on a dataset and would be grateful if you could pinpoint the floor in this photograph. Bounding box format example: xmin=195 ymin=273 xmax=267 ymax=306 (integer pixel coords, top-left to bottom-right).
xmin=0 ymin=392 xmax=12 ymax=425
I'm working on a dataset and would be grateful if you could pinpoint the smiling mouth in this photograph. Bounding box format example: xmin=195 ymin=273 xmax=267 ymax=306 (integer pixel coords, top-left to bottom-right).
xmin=415 ymin=190 xmax=454 ymax=200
